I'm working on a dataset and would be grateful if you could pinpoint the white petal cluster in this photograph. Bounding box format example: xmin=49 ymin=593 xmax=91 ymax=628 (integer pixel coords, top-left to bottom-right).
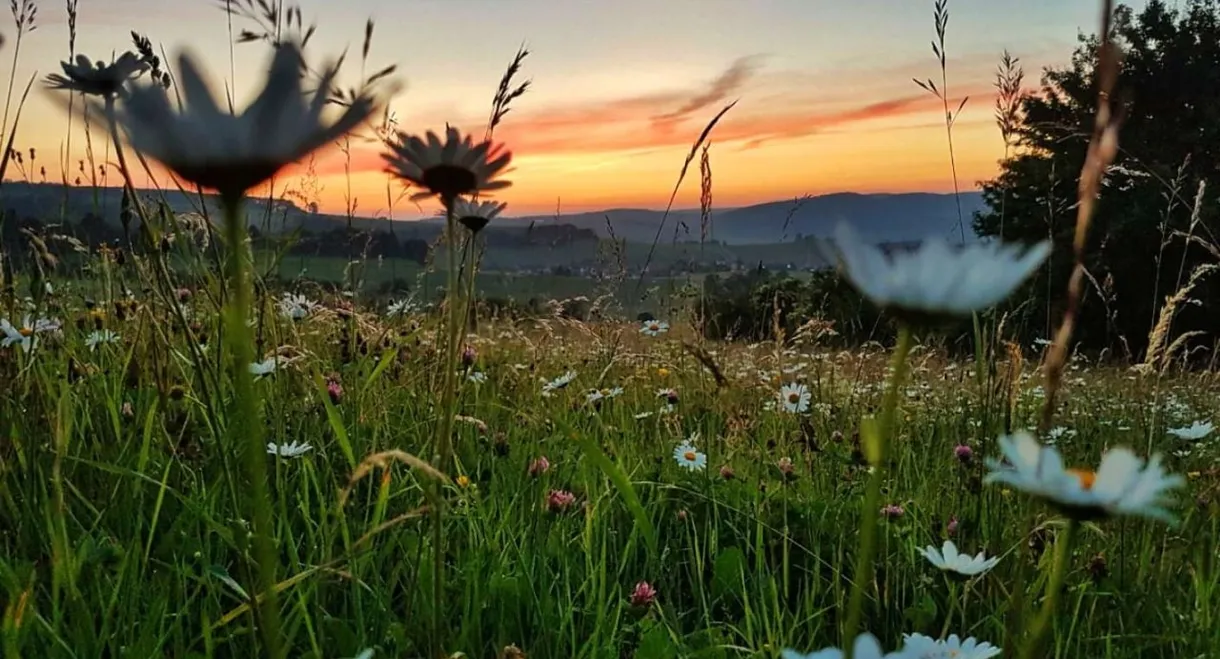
xmin=831 ymin=224 xmax=1050 ymax=317
xmin=984 ymin=431 xmax=1183 ymax=523
xmin=115 ymin=42 xmax=377 ymax=196
xmin=917 ymin=540 xmax=1000 ymax=577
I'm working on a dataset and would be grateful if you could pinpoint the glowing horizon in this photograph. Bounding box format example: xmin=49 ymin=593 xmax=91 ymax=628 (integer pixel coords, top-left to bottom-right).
xmin=1 ymin=0 xmax=1142 ymax=219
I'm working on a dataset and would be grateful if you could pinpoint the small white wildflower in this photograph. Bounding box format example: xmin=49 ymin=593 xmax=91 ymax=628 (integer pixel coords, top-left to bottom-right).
xmin=266 ymin=441 xmax=313 ymax=458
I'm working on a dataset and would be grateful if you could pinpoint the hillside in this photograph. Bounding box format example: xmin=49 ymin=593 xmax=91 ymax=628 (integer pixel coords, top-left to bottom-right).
xmin=0 ymin=182 xmax=983 ymax=246
xmin=504 ymin=192 xmax=985 ymax=244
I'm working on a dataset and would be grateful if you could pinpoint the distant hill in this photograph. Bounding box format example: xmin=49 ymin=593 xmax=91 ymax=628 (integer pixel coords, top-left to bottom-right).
xmin=0 ymin=182 xmax=983 ymax=246
xmin=503 ymin=192 xmax=985 ymax=245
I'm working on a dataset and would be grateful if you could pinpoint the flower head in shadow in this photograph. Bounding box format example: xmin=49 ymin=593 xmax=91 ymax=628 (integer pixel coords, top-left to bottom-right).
xmin=111 ymin=42 xmax=381 ymax=199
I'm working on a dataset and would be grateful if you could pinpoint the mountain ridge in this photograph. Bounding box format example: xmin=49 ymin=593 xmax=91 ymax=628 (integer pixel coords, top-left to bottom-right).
xmin=0 ymin=182 xmax=984 ymax=245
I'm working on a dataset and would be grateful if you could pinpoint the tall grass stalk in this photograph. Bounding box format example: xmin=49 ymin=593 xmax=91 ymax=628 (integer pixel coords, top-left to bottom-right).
xmin=914 ymin=0 xmax=967 ymax=244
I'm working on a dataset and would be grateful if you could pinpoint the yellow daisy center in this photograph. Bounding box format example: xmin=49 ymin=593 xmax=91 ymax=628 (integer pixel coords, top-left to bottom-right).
xmin=683 ymin=451 xmax=697 ymax=461
xmin=1068 ymin=468 xmax=1096 ymax=490
xmin=18 ymin=327 xmax=33 ymax=337
xmin=787 ymin=392 xmax=800 ymax=403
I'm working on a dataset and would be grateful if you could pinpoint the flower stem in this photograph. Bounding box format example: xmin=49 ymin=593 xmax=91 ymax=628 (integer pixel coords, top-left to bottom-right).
xmin=429 ymin=197 xmax=463 ymax=650
xmin=222 ymin=193 xmax=282 ymax=659
xmin=940 ymin=579 xmax=958 ymax=638
xmin=104 ymin=96 xmax=140 ymax=248
xmin=842 ymin=324 xmax=913 ymax=658
xmin=1022 ymin=519 xmax=1076 ymax=659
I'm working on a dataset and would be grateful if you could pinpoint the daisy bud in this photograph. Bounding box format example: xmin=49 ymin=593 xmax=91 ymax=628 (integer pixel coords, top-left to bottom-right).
xmin=121 ymin=402 xmax=134 ymax=419
xmin=946 ymin=515 xmax=959 ymax=537
xmin=777 ymin=457 xmax=795 ymax=479
xmin=629 ymin=580 xmax=657 ymax=608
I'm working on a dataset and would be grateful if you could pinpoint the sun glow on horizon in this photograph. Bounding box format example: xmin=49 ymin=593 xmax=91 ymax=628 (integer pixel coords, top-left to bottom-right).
xmin=1 ymin=0 xmax=1126 ymax=220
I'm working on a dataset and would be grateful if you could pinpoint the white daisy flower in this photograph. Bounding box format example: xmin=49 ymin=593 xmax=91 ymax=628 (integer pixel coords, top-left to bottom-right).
xmin=110 ymin=41 xmax=379 ymax=198
xmin=782 ymin=633 xmax=904 ymax=659
xmin=449 ymin=197 xmax=507 ymax=233
xmin=386 ymin=298 xmax=415 ymax=318
xmin=45 ymin=51 xmax=148 ymax=98
xmin=829 ymin=223 xmax=1050 ymax=317
xmin=266 ymin=441 xmax=313 ymax=458
xmin=673 ymin=441 xmax=707 ymax=471
xmin=586 ymin=386 xmax=624 ymax=404
xmin=634 ymin=411 xmax=655 ymax=420
xmin=984 ymin=431 xmax=1184 ymax=523
xmin=640 ymin=319 xmax=670 ymax=337
xmin=278 ymin=293 xmax=317 ymax=320
xmin=467 ymin=371 xmax=487 ymax=384
xmin=918 ymin=540 xmax=1000 ymax=578
xmin=901 ymin=633 xmax=1001 ymax=659
xmin=778 ymin=382 xmax=811 ymax=414
xmin=1168 ymin=420 xmax=1213 ymax=441
xmin=249 ymin=357 xmax=283 ymax=377
xmin=383 ymin=126 xmax=512 ymax=201
xmin=85 ymin=330 xmax=120 ymax=351
xmin=1 ymin=316 xmax=61 ymax=353
xmin=542 ymin=370 xmax=577 ymax=396
xmin=1045 ymin=426 xmax=1075 ymax=444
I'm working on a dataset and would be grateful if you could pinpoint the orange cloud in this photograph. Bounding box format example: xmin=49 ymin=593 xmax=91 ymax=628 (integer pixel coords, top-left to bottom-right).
xmin=298 ymin=75 xmax=997 ymax=183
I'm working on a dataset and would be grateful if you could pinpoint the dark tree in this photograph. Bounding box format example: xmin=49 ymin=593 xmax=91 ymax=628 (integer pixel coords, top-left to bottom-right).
xmin=974 ymin=0 xmax=1220 ymax=359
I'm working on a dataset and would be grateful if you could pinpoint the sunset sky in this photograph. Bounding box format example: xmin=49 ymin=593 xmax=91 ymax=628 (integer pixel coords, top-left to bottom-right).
xmin=6 ymin=0 xmax=1141 ymax=218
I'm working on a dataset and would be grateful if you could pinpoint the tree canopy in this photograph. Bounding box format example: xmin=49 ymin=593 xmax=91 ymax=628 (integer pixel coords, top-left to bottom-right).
xmin=975 ymin=0 xmax=1220 ymax=362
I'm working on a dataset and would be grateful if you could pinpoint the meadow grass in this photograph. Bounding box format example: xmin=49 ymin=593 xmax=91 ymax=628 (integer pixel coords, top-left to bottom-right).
xmin=0 ymin=301 xmax=1218 ymax=657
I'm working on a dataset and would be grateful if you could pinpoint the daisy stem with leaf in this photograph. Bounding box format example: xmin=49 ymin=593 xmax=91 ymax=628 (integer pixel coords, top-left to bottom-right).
xmin=1021 ymin=519 xmax=1076 ymax=659
xmin=841 ymin=323 xmax=913 ymax=657
xmin=221 ymin=191 xmax=284 ymax=658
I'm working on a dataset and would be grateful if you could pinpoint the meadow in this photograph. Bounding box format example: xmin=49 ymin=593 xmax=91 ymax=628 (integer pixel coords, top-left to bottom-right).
xmin=2 ymin=0 xmax=1218 ymax=658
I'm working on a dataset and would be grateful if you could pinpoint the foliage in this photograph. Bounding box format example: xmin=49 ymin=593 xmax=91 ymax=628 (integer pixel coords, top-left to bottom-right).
xmin=698 ymin=269 xmax=890 ymax=344
xmin=975 ymin=0 xmax=1220 ymax=359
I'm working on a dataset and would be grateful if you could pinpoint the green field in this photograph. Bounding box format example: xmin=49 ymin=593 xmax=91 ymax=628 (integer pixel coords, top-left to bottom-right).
xmin=2 ymin=271 xmax=1218 ymax=657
